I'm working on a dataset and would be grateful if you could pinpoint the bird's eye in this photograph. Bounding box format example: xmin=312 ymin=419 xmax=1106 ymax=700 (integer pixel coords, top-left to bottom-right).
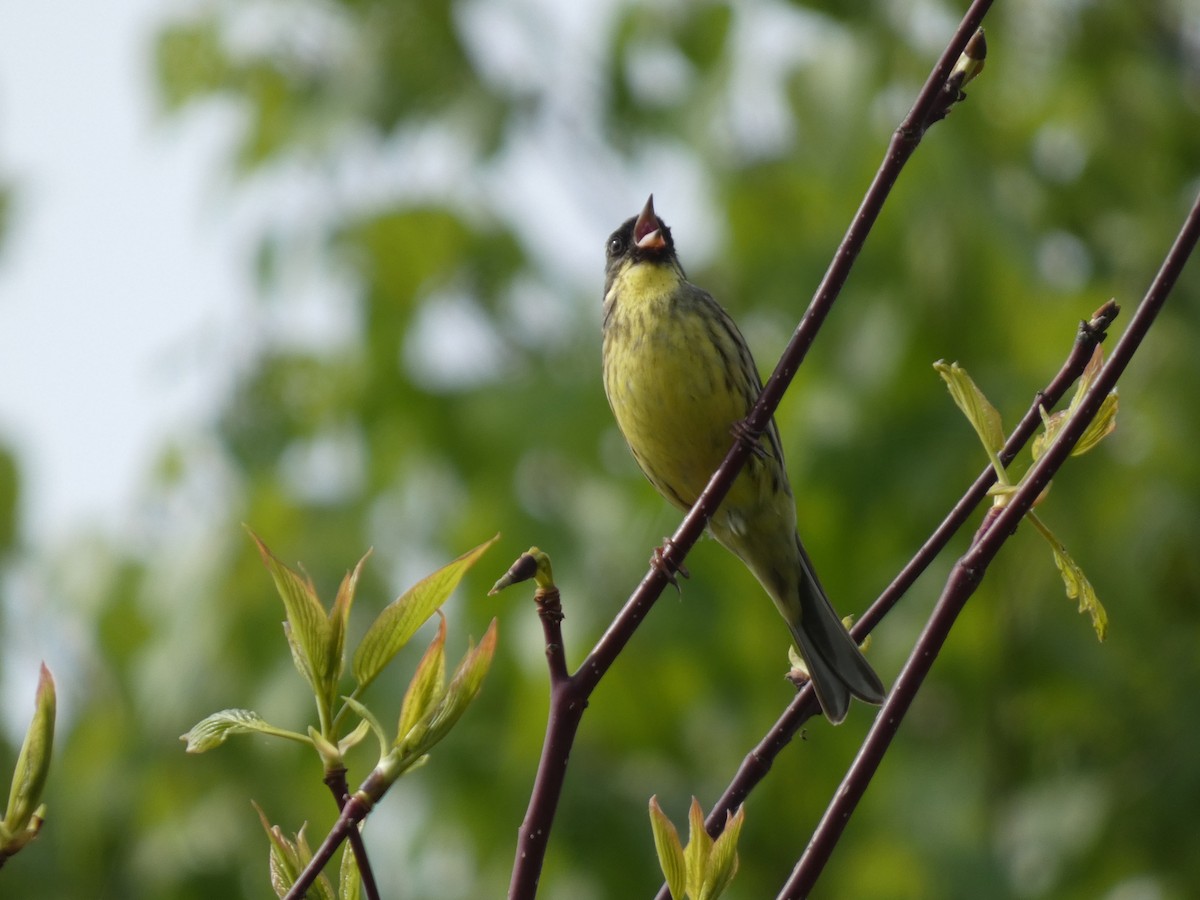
xmin=608 ymin=235 xmax=625 ymax=256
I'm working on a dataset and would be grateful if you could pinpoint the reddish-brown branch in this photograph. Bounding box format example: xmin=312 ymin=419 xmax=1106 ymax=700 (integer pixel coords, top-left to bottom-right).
xmin=508 ymin=3 xmax=996 ymax=897
xmin=283 ymin=792 xmax=374 ymax=900
xmin=324 ymin=768 xmax=381 ymax=900
xmin=780 ymin=188 xmax=1200 ymax=899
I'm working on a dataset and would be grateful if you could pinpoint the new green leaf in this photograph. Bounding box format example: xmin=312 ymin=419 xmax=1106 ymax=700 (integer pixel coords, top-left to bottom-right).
xmin=338 ymin=718 xmax=373 ymax=757
xmin=647 ymin=796 xmax=744 ymax=900
xmin=1034 ymin=393 xmax=1118 ymax=460
xmin=255 ymin=803 xmax=335 ymax=900
xmin=705 ymin=807 xmax=745 ymax=899
xmin=249 ymin=530 xmax=332 ymax=698
xmin=341 ymin=696 xmax=390 ymax=761
xmin=1033 ymin=346 xmax=1118 ymax=460
xmin=353 ymin=535 xmax=497 ymax=690
xmin=327 ymin=549 xmax=373 ymax=692
xmin=396 ymin=612 xmax=447 ymax=748
xmin=397 ymin=619 xmax=497 ymax=756
xmin=1 ymin=664 xmax=55 ymax=861
xmin=649 ymin=796 xmax=687 ymax=900
xmin=180 ymin=709 xmax=309 ymax=753
xmin=684 ymin=798 xmax=713 ymax=900
xmin=935 ymin=360 xmax=1006 ymax=466
xmin=1028 ymin=512 xmax=1108 ymax=641
xmin=340 ymin=837 xmax=362 ymax=900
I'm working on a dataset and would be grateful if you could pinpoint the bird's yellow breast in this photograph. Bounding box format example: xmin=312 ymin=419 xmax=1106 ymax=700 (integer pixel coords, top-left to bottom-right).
xmin=607 ymin=260 xmax=682 ymax=310
xmin=602 ymin=263 xmax=757 ymax=511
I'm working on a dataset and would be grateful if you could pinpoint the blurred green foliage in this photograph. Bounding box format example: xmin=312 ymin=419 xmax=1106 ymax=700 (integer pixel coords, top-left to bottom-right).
xmin=3 ymin=1 xmax=1200 ymax=898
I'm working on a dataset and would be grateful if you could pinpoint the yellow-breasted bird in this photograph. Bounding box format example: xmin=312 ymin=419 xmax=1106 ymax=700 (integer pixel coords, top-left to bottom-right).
xmin=601 ymin=195 xmax=885 ymax=724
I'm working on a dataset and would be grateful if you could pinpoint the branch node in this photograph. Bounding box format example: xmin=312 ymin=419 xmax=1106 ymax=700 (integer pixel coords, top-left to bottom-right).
xmin=730 ymin=417 xmax=768 ymax=460
xmin=1080 ymin=299 xmax=1120 ymax=343
xmin=926 ymin=27 xmax=988 ymax=126
xmin=535 ymin=586 xmax=564 ymax=625
xmin=652 ymin=540 xmax=691 ymax=592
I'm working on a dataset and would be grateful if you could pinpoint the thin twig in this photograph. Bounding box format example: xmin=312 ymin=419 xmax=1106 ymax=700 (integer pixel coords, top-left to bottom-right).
xmin=283 ymin=767 xmax=392 ymax=900
xmin=781 ymin=187 xmax=1200 ymax=900
xmin=324 ymin=768 xmax=381 ymax=900
xmin=509 ymin=584 xmax=585 ymax=897
xmin=283 ymin=796 xmax=372 ymax=900
xmin=509 ymin=4 xmax=995 ymax=898
xmin=536 ymin=585 xmax=569 ymax=686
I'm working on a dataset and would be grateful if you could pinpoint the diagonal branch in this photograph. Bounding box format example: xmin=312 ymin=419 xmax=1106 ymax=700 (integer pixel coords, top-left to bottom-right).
xmin=781 ymin=185 xmax=1200 ymax=899
xmin=324 ymin=768 xmax=381 ymax=900
xmin=508 ymin=3 xmax=995 ymax=898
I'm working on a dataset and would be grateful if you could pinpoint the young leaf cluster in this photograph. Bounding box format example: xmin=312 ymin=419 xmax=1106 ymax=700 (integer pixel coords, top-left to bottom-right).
xmin=649 ymin=796 xmax=745 ymax=900
xmin=935 ymin=350 xmax=1116 ymax=639
xmin=179 ymin=531 xmax=499 ymax=896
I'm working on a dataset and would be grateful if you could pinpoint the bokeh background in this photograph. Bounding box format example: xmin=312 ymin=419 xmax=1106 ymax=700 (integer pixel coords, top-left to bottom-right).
xmin=2 ymin=1 xmax=1200 ymax=898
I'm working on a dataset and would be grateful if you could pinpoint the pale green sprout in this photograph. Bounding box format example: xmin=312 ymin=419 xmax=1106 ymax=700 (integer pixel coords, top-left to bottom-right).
xmin=947 ymin=28 xmax=987 ymax=94
xmin=934 ymin=350 xmax=1116 ymax=640
xmin=252 ymin=800 xmax=364 ymax=900
xmin=254 ymin=802 xmax=336 ymax=900
xmin=1 ymin=664 xmax=55 ymax=865
xmin=649 ymin=796 xmax=745 ymax=900
xmin=488 ymin=545 xmax=555 ymax=595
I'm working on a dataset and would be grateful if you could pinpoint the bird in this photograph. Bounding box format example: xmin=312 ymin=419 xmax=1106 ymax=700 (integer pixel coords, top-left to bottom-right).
xmin=600 ymin=194 xmax=885 ymax=723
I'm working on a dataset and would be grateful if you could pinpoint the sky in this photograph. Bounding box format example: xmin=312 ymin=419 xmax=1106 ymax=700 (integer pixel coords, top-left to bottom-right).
xmin=0 ymin=0 xmax=247 ymax=543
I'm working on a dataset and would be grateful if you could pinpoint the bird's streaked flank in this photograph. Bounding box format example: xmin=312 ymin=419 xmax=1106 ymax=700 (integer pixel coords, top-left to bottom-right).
xmin=601 ymin=195 xmax=885 ymax=723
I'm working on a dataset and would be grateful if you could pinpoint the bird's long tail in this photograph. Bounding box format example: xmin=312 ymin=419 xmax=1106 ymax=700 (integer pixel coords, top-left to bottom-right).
xmin=785 ymin=537 xmax=885 ymax=724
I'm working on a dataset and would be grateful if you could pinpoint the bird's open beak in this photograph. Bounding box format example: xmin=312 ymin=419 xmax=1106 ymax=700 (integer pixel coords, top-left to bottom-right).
xmin=634 ymin=194 xmax=665 ymax=250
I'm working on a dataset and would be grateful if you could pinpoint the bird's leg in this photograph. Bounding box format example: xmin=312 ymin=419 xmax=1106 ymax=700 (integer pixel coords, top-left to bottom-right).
xmin=651 ymin=538 xmax=690 ymax=593
xmin=730 ymin=417 xmax=768 ymax=459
